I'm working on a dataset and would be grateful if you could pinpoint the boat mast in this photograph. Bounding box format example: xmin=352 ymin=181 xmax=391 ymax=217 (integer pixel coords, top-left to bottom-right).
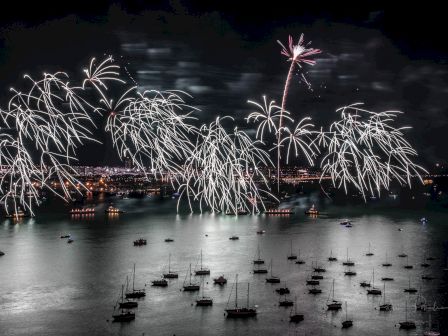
xmin=235 ymin=274 xmax=238 ymax=308
xmin=372 ymin=268 xmax=375 ymax=287
xmin=168 ymin=254 xmax=171 ymax=273
xmin=132 ymin=263 xmax=136 ymax=292
xmin=345 ymin=301 xmax=348 ymax=321
xmin=189 ymin=263 xmax=192 ymax=285
xmin=270 ymin=259 xmax=273 ymax=277
xmin=200 ymin=250 xmax=203 ymax=270
xmin=247 ymin=283 xmax=250 ymax=308
xmin=290 ymin=240 xmax=293 ymax=256
xmin=121 ymin=284 xmax=124 ymax=313
xmin=383 ymin=282 xmax=386 ymax=304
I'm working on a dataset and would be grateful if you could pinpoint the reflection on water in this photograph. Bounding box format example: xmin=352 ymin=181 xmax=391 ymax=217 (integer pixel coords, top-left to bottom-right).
xmin=0 ymin=197 xmax=447 ymax=335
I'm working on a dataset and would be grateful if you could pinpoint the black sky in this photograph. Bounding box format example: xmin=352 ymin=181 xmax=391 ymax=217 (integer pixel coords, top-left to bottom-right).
xmin=0 ymin=1 xmax=447 ymax=167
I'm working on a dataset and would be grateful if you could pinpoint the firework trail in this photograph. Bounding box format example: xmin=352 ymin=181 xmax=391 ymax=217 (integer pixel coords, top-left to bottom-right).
xmin=276 ymin=34 xmax=321 ymax=192
xmin=178 ymin=117 xmax=275 ymax=214
xmin=318 ymin=103 xmax=427 ymax=199
xmin=0 ymin=57 xmax=123 ymax=215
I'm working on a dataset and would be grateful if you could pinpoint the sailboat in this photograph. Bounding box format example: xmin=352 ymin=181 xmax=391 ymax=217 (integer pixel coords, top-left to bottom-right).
xmin=326 ymin=279 xmax=342 ymax=310
xmin=113 ymin=284 xmax=136 ymax=322
xmin=367 ymin=269 xmax=381 ymax=295
xmin=225 ymin=275 xmax=257 ymax=317
xmin=398 ymin=245 xmax=407 ymax=258
xmin=289 ymin=296 xmax=304 ymax=323
xmin=287 ymin=240 xmax=297 ymax=260
xmin=151 ymin=277 xmax=168 ymax=287
xmin=365 ymin=242 xmax=374 ymax=256
xmin=163 ymin=254 xmax=179 ymax=279
xmin=328 ymin=250 xmax=337 ymax=262
xmin=194 ymin=249 xmax=210 ymax=275
xmin=423 ymin=310 xmax=440 ymax=336
xmin=342 ymin=248 xmax=355 ymax=266
xmin=379 ymin=282 xmax=392 ymax=311
xmin=196 ymin=277 xmax=213 ymax=306
xmin=404 ymin=277 xmax=418 ymax=293
xmin=306 ymin=271 xmax=320 ymax=286
xmin=276 ymin=283 xmax=290 ymax=295
xmin=125 ymin=264 xmax=146 ymax=299
xmin=404 ymin=256 xmax=413 ymax=269
xmin=341 ymin=301 xmax=353 ymax=328
xmin=266 ymin=259 xmax=281 ymax=283
xmin=382 ymin=252 xmax=392 ymax=267
xmin=118 ymin=281 xmax=138 ymax=309
xmin=295 ymin=249 xmax=305 ymax=264
xmin=279 ymin=293 xmax=294 ymax=307
xmin=253 ymin=245 xmax=265 ymax=264
xmin=421 ymin=252 xmax=430 ymax=268
xmin=183 ymin=264 xmax=200 ymax=291
xmin=399 ymin=300 xmax=416 ymax=329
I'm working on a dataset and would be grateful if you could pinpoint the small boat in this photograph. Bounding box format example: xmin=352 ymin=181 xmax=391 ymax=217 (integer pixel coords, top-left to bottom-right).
xmin=60 ymin=234 xmax=70 ymax=239
xmin=367 ymin=269 xmax=382 ymax=295
xmin=295 ymin=249 xmax=305 ymax=264
xmin=276 ymin=286 xmax=290 ymax=295
xmin=365 ymin=242 xmax=374 ymax=256
xmin=225 ymin=209 xmax=249 ymax=216
xmin=164 ymin=238 xmax=174 ymax=243
xmin=225 ymin=275 xmax=257 ymax=318
xmin=69 ymin=207 xmax=95 ymax=215
xmin=344 ymin=270 xmax=356 ymax=276
xmin=340 ymin=219 xmax=350 ymax=225
xmin=306 ymin=279 xmax=320 ymax=286
xmin=119 ymin=280 xmax=138 ymax=309
xmin=113 ymin=284 xmax=136 ymax=322
xmin=404 ymin=256 xmax=413 ymax=269
xmin=5 ymin=209 xmax=30 ymax=219
xmin=287 ymin=240 xmax=297 ymax=260
xmin=151 ymin=279 xmax=168 ymax=287
xmin=341 ymin=301 xmax=353 ymax=328
xmin=163 ymin=254 xmax=178 ymax=279
xmin=289 ymin=296 xmax=304 ymax=323
xmin=266 ymin=259 xmax=280 ymax=283
xmin=105 ymin=205 xmax=124 ymax=214
xmin=360 ymin=280 xmax=371 ymax=287
xmin=328 ymin=250 xmax=337 ymax=262
xmin=398 ymin=246 xmax=407 ymax=258
xmin=326 ymin=280 xmax=342 ymax=310
xmin=379 ymin=301 xmax=393 ymax=311
xmin=194 ymin=250 xmax=210 ymax=275
xmin=399 ymin=301 xmax=416 ymax=329
xmin=311 ymin=274 xmax=323 ymax=280
xmin=426 ymin=256 xmax=436 ymax=261
xmin=265 ymin=207 xmax=294 ymax=215
xmin=422 ymin=275 xmax=435 ymax=281
xmin=382 ymin=252 xmax=392 ymax=267
xmin=125 ymin=264 xmax=146 ymax=298
xmin=229 ymin=236 xmax=239 ymax=240
xmin=279 ymin=295 xmax=294 ymax=307
xmin=133 ymin=238 xmax=147 ymax=246
xmin=313 ymin=266 xmax=326 ymax=273
xmin=423 ymin=310 xmax=440 ymax=336
xmin=256 ymin=230 xmax=266 ymax=234
xmin=0 ymin=251 xmax=4 ymax=256
xmin=345 ymin=223 xmax=353 ymax=228
xmin=213 ymin=275 xmax=227 ymax=285
xmin=403 ymin=277 xmax=417 ymax=293
xmin=67 ymin=238 xmax=74 ymax=244
xmin=342 ymin=248 xmax=355 ymax=266
xmin=381 ymin=277 xmax=394 ymax=281
xmin=253 ymin=245 xmax=265 ymax=265
xmin=304 ymin=204 xmax=318 ymax=215
xmin=253 ymin=264 xmax=268 ymax=274
xmin=183 ymin=264 xmax=200 ymax=292
xmin=416 ymin=292 xmax=427 ymax=311
xmin=196 ymin=277 xmax=213 ymax=306
xmin=308 ymin=287 xmax=322 ymax=295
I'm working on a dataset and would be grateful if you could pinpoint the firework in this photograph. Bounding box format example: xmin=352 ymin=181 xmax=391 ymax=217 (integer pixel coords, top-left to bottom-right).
xmin=178 ymin=117 xmax=275 ymax=214
xmin=275 ymin=34 xmax=321 ymax=192
xmin=318 ymin=103 xmax=426 ymax=199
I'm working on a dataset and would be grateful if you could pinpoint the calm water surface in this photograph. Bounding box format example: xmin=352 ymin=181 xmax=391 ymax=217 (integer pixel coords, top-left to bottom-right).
xmin=1 ymin=197 xmax=447 ymax=336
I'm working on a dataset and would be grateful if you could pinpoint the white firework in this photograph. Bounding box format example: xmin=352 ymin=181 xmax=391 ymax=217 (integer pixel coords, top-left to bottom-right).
xmin=178 ymin=117 xmax=275 ymax=214
xmin=318 ymin=103 xmax=427 ymax=199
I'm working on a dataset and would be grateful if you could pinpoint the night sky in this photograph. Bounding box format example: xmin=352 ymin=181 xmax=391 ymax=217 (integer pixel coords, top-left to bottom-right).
xmin=0 ymin=1 xmax=447 ymax=167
